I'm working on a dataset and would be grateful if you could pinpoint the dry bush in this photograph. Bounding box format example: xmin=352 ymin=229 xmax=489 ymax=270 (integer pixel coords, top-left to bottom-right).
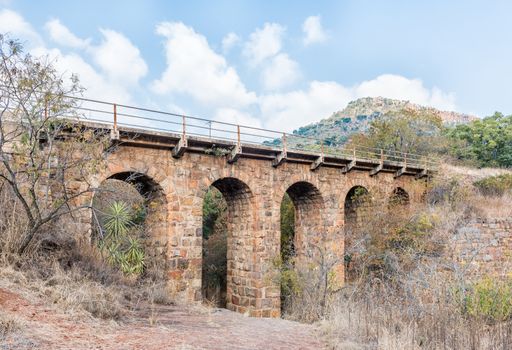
xmin=0 ymin=179 xmax=173 ymax=321
xmin=0 ymin=310 xmax=21 ymax=338
xmin=41 ymin=262 xmax=124 ymax=319
xmin=281 ymin=174 xmax=512 ymax=349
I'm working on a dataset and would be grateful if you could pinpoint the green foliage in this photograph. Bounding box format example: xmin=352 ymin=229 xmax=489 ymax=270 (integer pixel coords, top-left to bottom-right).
xmin=456 ymin=277 xmax=512 ymax=323
xmin=201 ymin=187 xmax=228 ymax=305
xmin=99 ymin=201 xmax=145 ymax=275
xmin=446 ymin=112 xmax=512 ymax=167
xmin=202 ymin=187 xmax=227 ymax=239
xmin=473 ymin=174 xmax=512 ymax=196
xmin=272 ymin=256 xmax=301 ymax=305
xmin=205 ymin=147 xmax=230 ymax=157
xmin=348 ymin=108 xmax=444 ymax=156
xmin=280 ymin=193 xmax=295 ymax=263
xmin=103 ymin=202 xmax=132 ymax=241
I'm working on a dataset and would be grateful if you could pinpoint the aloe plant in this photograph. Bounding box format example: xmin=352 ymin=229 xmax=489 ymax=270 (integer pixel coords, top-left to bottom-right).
xmin=99 ymin=201 xmax=145 ymax=276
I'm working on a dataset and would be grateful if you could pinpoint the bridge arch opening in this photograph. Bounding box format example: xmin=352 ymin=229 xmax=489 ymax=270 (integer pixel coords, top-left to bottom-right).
xmin=280 ymin=181 xmax=324 ymax=311
xmin=344 ymin=186 xmax=371 ymax=280
xmin=389 ymin=187 xmax=410 ymax=207
xmin=201 ymin=177 xmax=254 ymax=310
xmin=344 ymin=186 xmax=371 ymax=229
xmin=92 ymin=171 xmax=168 ymax=277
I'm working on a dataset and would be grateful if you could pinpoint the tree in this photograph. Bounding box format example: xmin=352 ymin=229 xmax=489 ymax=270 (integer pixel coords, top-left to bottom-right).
xmin=446 ymin=112 xmax=512 ymax=167
xmin=0 ymin=34 xmax=108 ymax=254
xmin=347 ymin=108 xmax=445 ymax=156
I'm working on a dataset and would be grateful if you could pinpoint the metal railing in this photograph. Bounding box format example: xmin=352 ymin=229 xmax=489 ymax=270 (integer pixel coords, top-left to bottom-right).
xmin=2 ymin=92 xmax=438 ymax=170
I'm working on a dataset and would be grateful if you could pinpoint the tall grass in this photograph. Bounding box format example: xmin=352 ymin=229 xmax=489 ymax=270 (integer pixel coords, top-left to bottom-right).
xmin=280 ymin=171 xmax=512 ymax=349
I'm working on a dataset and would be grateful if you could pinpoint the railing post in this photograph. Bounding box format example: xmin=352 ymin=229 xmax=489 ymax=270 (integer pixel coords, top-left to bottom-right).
xmin=237 ymin=125 xmax=241 ymax=147
xmin=353 ymin=147 xmax=356 ymax=159
xmin=283 ymin=133 xmax=287 ymax=153
xmin=172 ymin=115 xmax=188 ymax=158
xmin=113 ymin=103 xmax=117 ymax=130
xmin=110 ymin=103 xmax=119 ymax=140
xmin=380 ymin=149 xmax=384 ymax=164
xmin=404 ymin=153 xmax=407 ymax=167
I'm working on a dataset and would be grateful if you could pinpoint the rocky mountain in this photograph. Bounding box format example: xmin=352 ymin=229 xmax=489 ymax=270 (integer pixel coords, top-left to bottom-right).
xmin=282 ymin=97 xmax=477 ymax=148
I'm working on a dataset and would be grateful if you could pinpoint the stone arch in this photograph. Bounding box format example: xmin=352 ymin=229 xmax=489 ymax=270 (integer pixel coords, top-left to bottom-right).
xmin=282 ymin=181 xmax=325 ymax=257
xmin=389 ymin=187 xmax=410 ymax=207
xmin=93 ymin=171 xmax=169 ymax=275
xmin=344 ymin=185 xmax=371 ymax=229
xmin=204 ymin=177 xmax=255 ymax=313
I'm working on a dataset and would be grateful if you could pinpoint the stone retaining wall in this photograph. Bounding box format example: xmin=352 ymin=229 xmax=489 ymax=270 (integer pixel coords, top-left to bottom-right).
xmin=450 ymin=218 xmax=512 ymax=277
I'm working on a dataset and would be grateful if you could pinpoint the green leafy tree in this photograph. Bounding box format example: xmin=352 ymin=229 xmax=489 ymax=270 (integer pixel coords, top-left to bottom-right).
xmin=348 ymin=108 xmax=444 ymax=156
xmin=446 ymin=112 xmax=512 ymax=167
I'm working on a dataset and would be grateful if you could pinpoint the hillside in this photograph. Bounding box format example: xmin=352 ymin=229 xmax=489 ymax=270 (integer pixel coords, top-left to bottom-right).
xmin=284 ymin=97 xmax=477 ymax=148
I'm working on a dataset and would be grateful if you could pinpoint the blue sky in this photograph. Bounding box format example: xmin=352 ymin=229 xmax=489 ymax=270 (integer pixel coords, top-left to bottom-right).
xmin=1 ymin=0 xmax=511 ymax=132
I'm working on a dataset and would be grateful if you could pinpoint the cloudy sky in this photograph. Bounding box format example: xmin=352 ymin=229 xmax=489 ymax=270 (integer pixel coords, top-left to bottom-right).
xmin=1 ymin=0 xmax=510 ymax=132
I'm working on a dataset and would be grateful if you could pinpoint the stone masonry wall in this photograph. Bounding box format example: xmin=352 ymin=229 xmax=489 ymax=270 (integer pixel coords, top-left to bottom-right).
xmin=450 ymin=218 xmax=512 ymax=278
xmin=86 ymin=145 xmax=426 ymax=317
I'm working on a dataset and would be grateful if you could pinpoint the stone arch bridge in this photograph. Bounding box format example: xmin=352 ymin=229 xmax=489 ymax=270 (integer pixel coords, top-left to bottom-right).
xmin=73 ymin=100 xmax=433 ymax=318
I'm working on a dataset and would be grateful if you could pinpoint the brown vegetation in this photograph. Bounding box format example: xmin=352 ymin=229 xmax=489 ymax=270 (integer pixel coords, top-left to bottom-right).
xmin=277 ymin=167 xmax=512 ymax=349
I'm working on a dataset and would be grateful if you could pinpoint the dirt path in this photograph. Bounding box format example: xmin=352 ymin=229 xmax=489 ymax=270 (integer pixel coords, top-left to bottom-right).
xmin=0 ymin=288 xmax=325 ymax=350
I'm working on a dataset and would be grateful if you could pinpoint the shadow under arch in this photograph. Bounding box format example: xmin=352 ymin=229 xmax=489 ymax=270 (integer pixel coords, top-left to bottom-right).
xmin=202 ymin=176 xmax=255 ymax=312
xmin=279 ymin=181 xmax=325 ymax=311
xmin=107 ymin=171 xmax=164 ymax=201
xmin=282 ymin=181 xmax=325 ymax=257
xmin=92 ymin=171 xmax=168 ymax=277
xmin=343 ymin=185 xmax=371 ymax=280
xmin=389 ymin=187 xmax=410 ymax=207
xmin=344 ymin=186 xmax=370 ymax=229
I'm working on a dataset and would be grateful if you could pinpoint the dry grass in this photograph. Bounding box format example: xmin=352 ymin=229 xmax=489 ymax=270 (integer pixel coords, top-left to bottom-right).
xmin=0 ymin=180 xmax=175 ymax=324
xmin=442 ymin=164 xmax=512 ymax=184
xmin=0 ymin=309 xmax=21 ymax=338
xmin=282 ymin=170 xmax=512 ymax=349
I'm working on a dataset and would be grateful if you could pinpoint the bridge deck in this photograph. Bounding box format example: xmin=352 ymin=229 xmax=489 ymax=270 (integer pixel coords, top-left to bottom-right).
xmin=81 ymin=121 xmax=432 ymax=178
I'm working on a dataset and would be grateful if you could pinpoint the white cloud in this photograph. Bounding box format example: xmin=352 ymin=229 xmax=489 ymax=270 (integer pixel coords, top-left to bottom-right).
xmin=302 ymin=16 xmax=327 ymax=46
xmin=30 ymin=46 xmax=134 ymax=103
xmin=0 ymin=9 xmax=43 ymax=47
xmin=152 ymin=21 xmax=256 ymax=108
xmin=261 ymin=53 xmax=301 ymax=90
xmin=214 ymin=108 xmax=262 ymax=129
xmin=221 ymin=32 xmax=240 ymax=53
xmin=1 ymin=10 xmax=146 ymax=104
xmin=258 ymin=74 xmax=456 ymax=132
xmin=92 ymin=29 xmax=148 ymax=86
xmin=44 ymin=20 xmax=148 ymax=90
xmin=243 ymin=22 xmax=285 ymax=65
xmin=260 ymin=81 xmax=352 ymax=131
xmin=353 ymin=74 xmax=456 ymax=111
xmin=45 ymin=19 xmax=90 ymax=49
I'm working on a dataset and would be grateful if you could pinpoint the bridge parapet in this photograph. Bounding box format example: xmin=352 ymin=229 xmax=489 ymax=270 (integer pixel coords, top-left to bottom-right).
xmin=51 ymin=95 xmax=437 ymax=179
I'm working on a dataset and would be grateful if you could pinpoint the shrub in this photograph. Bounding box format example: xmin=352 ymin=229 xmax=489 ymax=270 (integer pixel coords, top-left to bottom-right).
xmin=473 ymin=174 xmax=512 ymax=196
xmin=457 ymin=277 xmax=512 ymax=323
xmin=98 ymin=201 xmax=145 ymax=276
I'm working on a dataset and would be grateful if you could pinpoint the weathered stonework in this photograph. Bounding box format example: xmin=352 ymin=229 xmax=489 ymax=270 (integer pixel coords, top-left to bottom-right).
xmin=450 ymin=218 xmax=512 ymax=278
xmin=87 ymin=145 xmax=426 ymax=318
